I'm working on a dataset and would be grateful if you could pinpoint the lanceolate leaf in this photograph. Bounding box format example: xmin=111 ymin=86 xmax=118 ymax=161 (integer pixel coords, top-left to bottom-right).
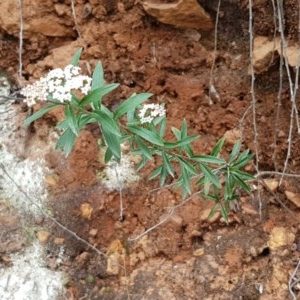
xmin=65 ymin=105 xmax=79 ymax=136
xmin=162 ymin=152 xmax=174 ymax=177
xmin=79 ymin=84 xmax=119 ymax=107
xmin=127 ymin=126 xmax=164 ymax=146
xmin=91 ymin=62 xmax=104 ymax=91
xmin=135 ymin=136 xmax=153 ymax=160
xmin=232 ymin=173 xmax=251 ymax=193
xmin=229 ymin=140 xmax=241 ymax=163
xmin=191 ymin=155 xmax=225 ymax=165
xmin=71 ymin=48 xmax=83 ymax=66
xmin=55 ymin=128 xmax=77 ymax=156
xmin=164 ymin=135 xmax=199 ymax=149
xmin=102 ymin=130 xmax=121 ymax=161
xmin=91 ymin=111 xmax=121 ymax=137
xmin=211 ymin=137 xmax=225 ymax=157
xmin=114 ymin=93 xmax=152 ymax=120
xmin=200 ymin=163 xmax=221 ymax=188
xmin=23 ymin=103 xmax=60 ymax=126
xmin=148 ymin=166 xmax=162 ymax=180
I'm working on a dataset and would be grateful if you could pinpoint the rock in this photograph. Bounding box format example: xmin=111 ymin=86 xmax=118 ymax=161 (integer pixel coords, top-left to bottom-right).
xmin=0 ymin=0 xmax=74 ymax=38
xmin=53 ymin=238 xmax=65 ymax=245
xmin=80 ymin=203 xmax=93 ymax=220
xmin=224 ymin=128 xmax=242 ymax=145
xmin=264 ymin=179 xmax=279 ymax=192
xmin=193 ymin=248 xmax=204 ymax=257
xmin=285 ymin=190 xmax=300 ymax=208
xmin=268 ymin=227 xmax=295 ymax=250
xmin=89 ymin=228 xmax=98 ymax=237
xmin=143 ymin=0 xmax=213 ymax=31
xmin=37 ymin=231 xmax=51 ymax=244
xmin=106 ymin=240 xmax=126 ymax=276
xmin=252 ymin=35 xmax=300 ymax=74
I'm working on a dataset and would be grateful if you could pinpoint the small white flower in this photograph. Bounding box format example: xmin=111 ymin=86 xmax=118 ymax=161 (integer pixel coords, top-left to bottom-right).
xmin=138 ymin=103 xmax=166 ymax=124
xmin=21 ymin=64 xmax=93 ymax=106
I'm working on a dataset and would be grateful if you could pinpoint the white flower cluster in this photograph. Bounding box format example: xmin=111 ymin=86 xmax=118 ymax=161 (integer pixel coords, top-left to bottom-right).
xmin=21 ymin=65 xmax=92 ymax=106
xmin=138 ymin=103 xmax=166 ymax=124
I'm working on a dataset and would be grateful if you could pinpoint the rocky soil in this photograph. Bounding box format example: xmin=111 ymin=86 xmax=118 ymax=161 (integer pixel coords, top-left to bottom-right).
xmin=1 ymin=0 xmax=300 ymax=299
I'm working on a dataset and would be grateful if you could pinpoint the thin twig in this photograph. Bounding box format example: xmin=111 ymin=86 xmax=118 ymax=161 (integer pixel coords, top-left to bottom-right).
xmin=249 ymin=0 xmax=262 ymax=217
xmin=71 ymin=0 xmax=82 ymax=39
xmin=114 ymin=163 xmax=124 ymax=221
xmin=289 ymin=258 xmax=300 ymax=300
xmin=17 ymin=0 xmax=24 ymax=81
xmin=0 ymin=162 xmax=124 ymax=269
xmin=129 ymin=191 xmax=201 ymax=242
xmin=208 ymin=0 xmax=222 ymax=103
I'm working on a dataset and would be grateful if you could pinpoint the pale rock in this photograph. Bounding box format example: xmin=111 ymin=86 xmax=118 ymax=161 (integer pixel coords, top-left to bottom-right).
xmin=37 ymin=230 xmax=51 ymax=244
xmin=193 ymin=248 xmax=204 ymax=257
xmin=224 ymin=128 xmax=241 ymax=145
xmin=252 ymin=35 xmax=300 ymax=74
xmin=106 ymin=240 xmax=126 ymax=276
xmin=264 ymin=179 xmax=279 ymax=192
xmin=268 ymin=227 xmax=295 ymax=250
xmin=0 ymin=0 xmax=74 ymax=37
xmin=285 ymin=190 xmax=300 ymax=208
xmin=89 ymin=228 xmax=98 ymax=237
xmin=80 ymin=203 xmax=93 ymax=220
xmin=53 ymin=238 xmax=65 ymax=245
xmin=143 ymin=0 xmax=213 ymax=31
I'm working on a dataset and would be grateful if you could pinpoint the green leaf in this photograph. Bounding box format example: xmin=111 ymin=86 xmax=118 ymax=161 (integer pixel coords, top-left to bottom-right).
xmin=220 ymin=204 xmax=229 ymax=223
xmin=200 ymin=163 xmax=220 ymax=188
xmin=232 ymin=174 xmax=251 ymax=193
xmin=79 ymin=84 xmax=119 ymax=107
xmin=191 ymin=155 xmax=225 ymax=165
xmin=135 ymin=136 xmax=153 ymax=160
xmin=180 ymin=119 xmax=188 ymax=138
xmin=159 ymin=164 xmax=168 ymax=187
xmin=177 ymin=157 xmax=198 ymax=175
xmin=65 ymin=105 xmax=79 ymax=136
xmin=71 ymin=48 xmax=83 ymax=66
xmin=91 ymin=62 xmax=104 ymax=91
xmin=231 ymin=170 xmax=254 ymax=181
xmin=179 ymin=166 xmax=192 ymax=197
xmin=158 ymin=117 xmax=167 ymax=138
xmin=22 ymin=103 xmax=60 ymax=126
xmin=211 ymin=137 xmax=225 ymax=157
xmin=136 ymin=156 xmax=150 ymax=171
xmin=114 ymin=93 xmax=152 ymax=120
xmin=171 ymin=127 xmax=181 ymax=140
xmin=231 ymin=151 xmax=254 ymax=169
xmin=104 ymin=147 xmax=113 ymax=163
xmin=55 ymin=128 xmax=77 ymax=156
xmin=162 ymin=152 xmax=174 ymax=177
xmin=127 ymin=126 xmax=164 ymax=146
xmin=91 ymin=111 xmax=121 ymax=137
xmin=148 ymin=166 xmax=162 ymax=180
xmin=208 ymin=204 xmax=218 ymax=219
xmin=224 ymin=174 xmax=234 ymax=201
xmin=152 ymin=116 xmax=166 ymax=127
xmin=229 ymin=140 xmax=241 ymax=163
xmin=77 ymin=113 xmax=94 ymax=129
xmin=102 ymin=130 xmax=121 ymax=161
xmin=203 ymin=176 xmax=211 ymax=195
xmin=164 ymin=135 xmax=199 ymax=149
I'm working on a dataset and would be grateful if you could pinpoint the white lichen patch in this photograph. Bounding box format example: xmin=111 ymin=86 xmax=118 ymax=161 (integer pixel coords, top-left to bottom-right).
xmin=0 ymin=242 xmax=64 ymax=300
xmin=0 ymin=148 xmax=48 ymax=215
xmin=102 ymin=155 xmax=140 ymax=191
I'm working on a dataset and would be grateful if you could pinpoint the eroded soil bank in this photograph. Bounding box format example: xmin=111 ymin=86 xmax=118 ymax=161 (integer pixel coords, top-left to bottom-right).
xmin=1 ymin=1 xmax=300 ymax=299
